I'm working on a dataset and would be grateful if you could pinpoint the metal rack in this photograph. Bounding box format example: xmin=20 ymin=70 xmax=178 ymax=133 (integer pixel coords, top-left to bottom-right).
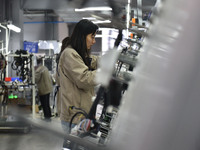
xmin=0 ymin=52 xmax=36 ymax=133
xmin=3 ymin=52 xmax=36 ymax=118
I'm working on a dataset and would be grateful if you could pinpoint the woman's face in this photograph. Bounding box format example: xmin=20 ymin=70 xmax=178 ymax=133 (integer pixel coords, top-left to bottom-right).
xmin=86 ymin=33 xmax=96 ymax=50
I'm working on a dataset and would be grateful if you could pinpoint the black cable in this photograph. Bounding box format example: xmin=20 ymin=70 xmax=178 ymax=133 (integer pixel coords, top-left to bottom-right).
xmin=11 ymin=50 xmax=30 ymax=81
xmin=2 ymin=86 xmax=8 ymax=105
xmin=88 ymin=86 xmax=105 ymax=120
xmin=69 ymin=106 xmax=88 ymax=117
xmin=114 ymin=29 xmax=123 ymax=47
xmin=52 ymin=86 xmax=59 ymax=110
xmin=69 ymin=111 xmax=88 ymax=134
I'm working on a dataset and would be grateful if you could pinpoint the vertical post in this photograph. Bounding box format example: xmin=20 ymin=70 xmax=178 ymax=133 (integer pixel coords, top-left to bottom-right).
xmin=9 ymin=0 xmax=24 ymax=50
xmin=1 ymin=42 xmax=3 ymax=52
xmin=31 ymin=54 xmax=36 ymax=118
xmin=137 ymin=0 xmax=142 ymax=25
xmin=0 ymin=23 xmax=9 ymax=77
xmin=126 ymin=0 xmax=131 ymax=39
xmin=0 ymin=95 xmax=3 ymax=117
xmin=5 ymin=28 xmax=8 ymax=77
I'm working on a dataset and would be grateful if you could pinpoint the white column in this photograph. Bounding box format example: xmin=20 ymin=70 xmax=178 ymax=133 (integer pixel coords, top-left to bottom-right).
xmin=126 ymin=0 xmax=131 ymax=39
xmin=137 ymin=0 xmax=142 ymax=25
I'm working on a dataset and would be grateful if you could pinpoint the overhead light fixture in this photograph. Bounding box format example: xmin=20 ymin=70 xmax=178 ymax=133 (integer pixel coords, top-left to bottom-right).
xmin=82 ymin=17 xmax=96 ymax=20
xmin=75 ymin=7 xmax=112 ymax=12
xmin=92 ymin=20 xmax=111 ymax=24
xmin=91 ymin=14 xmax=104 ymax=20
xmin=7 ymin=24 xmax=21 ymax=33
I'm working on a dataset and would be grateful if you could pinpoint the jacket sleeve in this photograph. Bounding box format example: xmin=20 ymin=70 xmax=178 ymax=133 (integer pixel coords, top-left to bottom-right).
xmin=61 ymin=49 xmax=97 ymax=90
xmin=90 ymin=55 xmax=99 ymax=70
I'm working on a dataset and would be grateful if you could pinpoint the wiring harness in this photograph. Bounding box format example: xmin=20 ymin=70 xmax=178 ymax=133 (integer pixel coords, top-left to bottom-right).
xmin=11 ymin=50 xmax=31 ymax=81
xmin=0 ymin=53 xmax=6 ymax=82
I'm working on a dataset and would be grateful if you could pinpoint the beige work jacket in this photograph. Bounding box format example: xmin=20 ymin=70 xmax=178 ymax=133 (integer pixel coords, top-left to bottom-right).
xmin=35 ymin=65 xmax=53 ymax=96
xmin=58 ymin=47 xmax=98 ymax=123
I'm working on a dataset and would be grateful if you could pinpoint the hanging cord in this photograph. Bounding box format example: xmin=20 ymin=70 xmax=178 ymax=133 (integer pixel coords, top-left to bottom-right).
xmin=11 ymin=50 xmax=30 ymax=81
xmin=52 ymin=85 xmax=60 ymax=116
xmin=88 ymin=86 xmax=105 ymax=120
xmin=2 ymin=86 xmax=8 ymax=106
xmin=0 ymin=53 xmax=7 ymax=81
xmin=69 ymin=106 xmax=88 ymax=134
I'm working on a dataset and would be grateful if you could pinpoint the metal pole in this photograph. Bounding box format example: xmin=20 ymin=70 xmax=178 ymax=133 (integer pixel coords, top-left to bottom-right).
xmin=126 ymin=0 xmax=131 ymax=39
xmin=31 ymin=55 xmax=36 ymax=118
xmin=137 ymin=0 xmax=142 ymax=25
xmin=0 ymin=24 xmax=9 ymax=77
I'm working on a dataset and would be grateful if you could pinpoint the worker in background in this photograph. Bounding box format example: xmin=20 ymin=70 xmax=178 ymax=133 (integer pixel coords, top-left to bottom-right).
xmin=57 ymin=19 xmax=99 ymax=135
xmin=35 ymin=57 xmax=53 ymax=121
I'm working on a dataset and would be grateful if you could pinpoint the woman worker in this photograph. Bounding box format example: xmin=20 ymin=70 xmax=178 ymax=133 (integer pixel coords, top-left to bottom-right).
xmin=58 ymin=19 xmax=99 ymax=134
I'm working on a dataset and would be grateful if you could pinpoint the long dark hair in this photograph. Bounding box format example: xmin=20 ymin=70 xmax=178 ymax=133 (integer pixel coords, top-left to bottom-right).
xmin=56 ymin=37 xmax=70 ymax=64
xmin=61 ymin=19 xmax=98 ymax=67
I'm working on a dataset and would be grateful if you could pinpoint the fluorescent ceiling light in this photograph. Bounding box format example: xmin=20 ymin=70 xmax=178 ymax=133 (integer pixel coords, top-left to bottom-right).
xmin=7 ymin=24 xmax=21 ymax=33
xmin=92 ymin=20 xmax=111 ymax=24
xmin=91 ymin=14 xmax=104 ymax=20
xmin=75 ymin=7 xmax=112 ymax=12
xmin=82 ymin=17 xmax=96 ymax=20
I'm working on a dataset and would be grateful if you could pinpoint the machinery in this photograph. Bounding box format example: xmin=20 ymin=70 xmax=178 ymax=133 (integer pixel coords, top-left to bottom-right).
xmin=0 ymin=50 xmax=35 ymax=133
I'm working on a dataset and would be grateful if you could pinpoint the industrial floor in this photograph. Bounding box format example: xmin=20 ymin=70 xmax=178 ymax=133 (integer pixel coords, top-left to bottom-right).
xmin=0 ymin=107 xmax=64 ymax=150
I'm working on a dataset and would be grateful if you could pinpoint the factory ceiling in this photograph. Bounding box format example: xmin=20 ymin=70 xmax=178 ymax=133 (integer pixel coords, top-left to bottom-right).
xmin=22 ymin=0 xmax=157 ymax=28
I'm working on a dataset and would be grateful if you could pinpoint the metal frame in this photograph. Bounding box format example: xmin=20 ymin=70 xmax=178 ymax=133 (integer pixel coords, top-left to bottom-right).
xmin=3 ymin=53 xmax=36 ymax=118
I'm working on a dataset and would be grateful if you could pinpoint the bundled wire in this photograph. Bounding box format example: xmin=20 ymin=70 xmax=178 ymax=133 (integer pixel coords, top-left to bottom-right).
xmin=71 ymin=119 xmax=93 ymax=136
xmin=11 ymin=50 xmax=30 ymax=81
xmin=69 ymin=106 xmax=88 ymax=134
xmin=0 ymin=53 xmax=6 ymax=81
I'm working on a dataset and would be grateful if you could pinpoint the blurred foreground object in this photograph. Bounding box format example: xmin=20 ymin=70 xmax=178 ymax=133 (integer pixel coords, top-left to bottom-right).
xmin=106 ymin=0 xmax=200 ymax=150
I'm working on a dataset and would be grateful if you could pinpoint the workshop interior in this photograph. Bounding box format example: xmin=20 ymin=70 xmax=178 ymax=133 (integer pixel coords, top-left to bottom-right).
xmin=1 ymin=0 xmax=200 ymax=150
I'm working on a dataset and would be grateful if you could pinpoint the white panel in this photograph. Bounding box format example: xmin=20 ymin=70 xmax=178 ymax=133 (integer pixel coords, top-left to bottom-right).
xmin=107 ymin=0 xmax=200 ymax=150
